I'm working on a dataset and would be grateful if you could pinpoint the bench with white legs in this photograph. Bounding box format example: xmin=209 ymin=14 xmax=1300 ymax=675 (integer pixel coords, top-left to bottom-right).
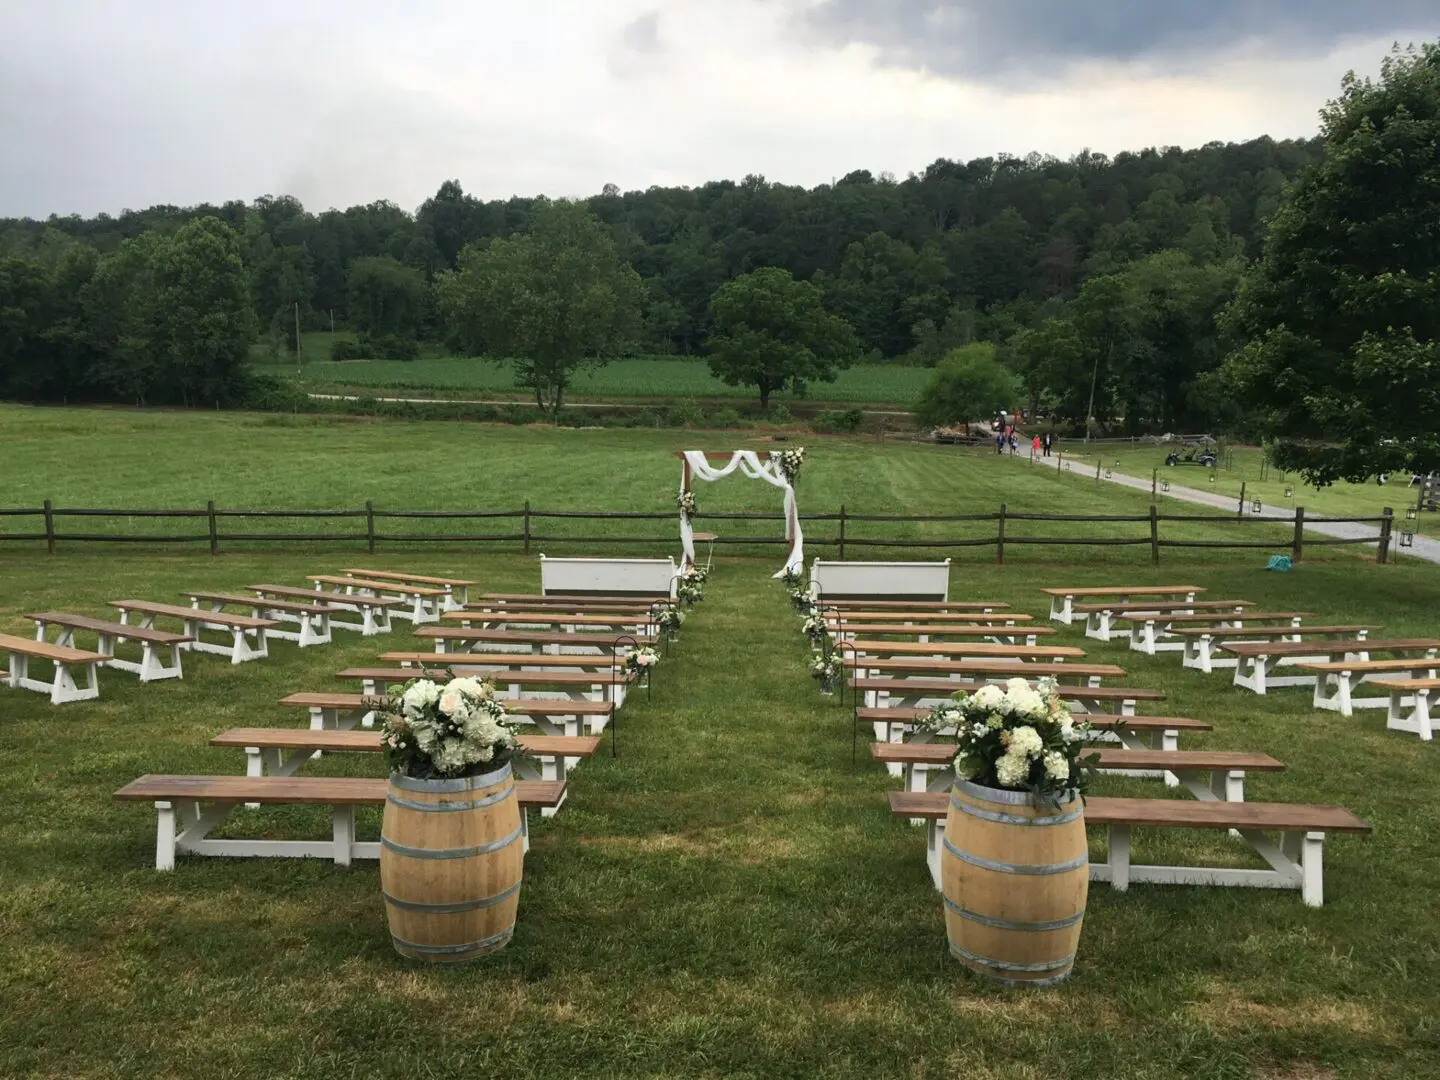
xmin=844 ymin=657 xmax=1126 ymax=689
xmin=336 ymin=666 xmax=634 ymax=707
xmin=185 ymin=591 xmax=333 ymax=648
xmin=824 ymin=599 xmax=1008 ymax=613
xmin=442 ymin=611 xmax=658 ymax=634
xmin=309 ymin=575 xmax=446 ymax=624
xmin=1123 ymin=611 xmax=1314 ymax=655
xmin=889 ymin=791 xmax=1370 ymax=907
xmin=0 ymin=632 xmax=107 ymax=703
xmin=210 ymin=728 xmax=599 ymax=816
xmin=1179 ymin=625 xmax=1381 ymax=674
xmin=1300 ymin=659 xmax=1440 ymax=717
xmin=338 ymin=568 xmax=477 ymax=611
xmin=416 ymin=626 xmax=656 ymax=656
xmin=851 ymin=679 xmax=1165 ymax=715
xmin=475 ymin=593 xmax=670 ymax=613
xmin=827 ymin=622 xmax=1045 ymax=646
xmin=27 ymin=611 xmax=189 ymax=683
xmin=248 ymin=584 xmax=398 ymax=636
xmin=1077 ymin=599 xmax=1255 ymax=642
xmin=114 ymin=774 xmax=564 ymax=870
xmin=837 ymin=640 xmax=1086 ymax=663
xmin=1042 ymin=585 xmax=1205 ymax=626
xmin=1370 ymin=678 xmax=1439 ymax=740
xmin=110 ymin=601 xmax=279 ymax=664
xmin=382 ymin=651 xmax=627 ymax=676
xmin=1221 ymin=638 xmax=1440 ymax=695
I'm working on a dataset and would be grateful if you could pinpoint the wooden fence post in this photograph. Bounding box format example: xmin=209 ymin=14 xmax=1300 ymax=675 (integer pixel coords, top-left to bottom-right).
xmin=838 ymin=504 xmax=847 ymax=560
xmin=1238 ymin=481 xmax=1247 ymax=518
xmin=1292 ymin=506 xmax=1305 ymax=563
xmin=1151 ymin=468 xmax=1157 ymax=502
xmin=1377 ymin=506 xmax=1394 ymax=565
xmin=523 ymin=501 xmax=531 ymax=554
xmin=365 ymin=500 xmax=376 ymax=554
xmin=207 ymin=500 xmax=219 ymax=556
xmin=996 ymin=503 xmax=1006 ymax=565
xmin=43 ymin=499 xmax=55 ymax=555
xmin=1149 ymin=504 xmax=1160 ymax=566
xmin=1095 ymin=460 xmax=1101 ymax=484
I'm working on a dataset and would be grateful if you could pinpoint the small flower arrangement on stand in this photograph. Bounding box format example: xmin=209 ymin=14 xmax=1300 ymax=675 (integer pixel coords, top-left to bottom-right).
xmin=677 ymin=565 xmax=707 ymax=606
xmin=801 ymin=611 xmax=828 ymax=647
xmin=773 ymin=446 xmax=806 ymax=485
xmin=809 ymin=649 xmax=844 ymax=695
xmin=378 ymin=675 xmax=521 ymax=780
xmin=623 ymin=646 xmax=661 ymax=685
xmin=656 ymin=606 xmax=685 ymax=643
xmin=676 ymin=489 xmax=697 ymax=521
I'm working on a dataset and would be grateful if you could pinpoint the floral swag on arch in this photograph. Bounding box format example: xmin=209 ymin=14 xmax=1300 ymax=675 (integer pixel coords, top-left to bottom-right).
xmin=678 ymin=449 xmax=804 ymax=578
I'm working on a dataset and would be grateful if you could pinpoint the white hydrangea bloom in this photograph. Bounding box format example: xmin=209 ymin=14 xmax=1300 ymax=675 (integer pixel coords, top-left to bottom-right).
xmin=972 ymin=684 xmax=1005 ymax=710
xmin=1043 ymin=751 xmax=1070 ymax=781
xmin=994 ymin=750 xmax=1030 ymax=788
xmin=1008 ymin=725 xmax=1044 ymax=759
xmin=401 ymin=680 xmax=440 ymax=718
xmin=954 ymin=753 xmax=982 ymax=779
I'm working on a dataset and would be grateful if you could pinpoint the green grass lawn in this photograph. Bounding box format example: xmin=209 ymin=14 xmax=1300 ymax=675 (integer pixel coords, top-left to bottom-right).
xmin=289 ymin=355 xmax=931 ymax=407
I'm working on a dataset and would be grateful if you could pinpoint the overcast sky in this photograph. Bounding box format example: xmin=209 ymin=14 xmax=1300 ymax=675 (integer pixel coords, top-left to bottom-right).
xmin=1 ymin=1 xmax=1434 ymax=218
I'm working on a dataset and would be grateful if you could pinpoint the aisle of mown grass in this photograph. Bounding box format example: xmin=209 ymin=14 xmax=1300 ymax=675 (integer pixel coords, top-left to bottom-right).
xmin=1 ymin=549 xmax=1438 ymax=1079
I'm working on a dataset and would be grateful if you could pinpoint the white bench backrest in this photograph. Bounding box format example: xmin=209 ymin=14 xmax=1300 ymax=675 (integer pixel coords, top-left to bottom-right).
xmin=539 ymin=556 xmax=678 ymax=598
xmin=809 ymin=558 xmax=951 ymax=601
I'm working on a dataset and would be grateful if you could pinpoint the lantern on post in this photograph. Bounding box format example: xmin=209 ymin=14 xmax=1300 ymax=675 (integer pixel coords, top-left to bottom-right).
xmin=1161 ymin=480 xmax=1171 ymax=493
xmin=1251 ymin=497 xmax=1263 ymax=514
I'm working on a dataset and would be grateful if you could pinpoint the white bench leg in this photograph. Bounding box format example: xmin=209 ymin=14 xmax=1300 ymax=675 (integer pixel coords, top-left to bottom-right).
xmin=155 ymin=801 xmax=177 ymax=871
xmin=1108 ymin=825 xmax=1131 ymax=892
xmin=1285 ymin=830 xmax=1325 ymax=908
xmin=332 ymin=805 xmax=355 ymax=866
xmin=925 ymin=818 xmax=942 ymax=889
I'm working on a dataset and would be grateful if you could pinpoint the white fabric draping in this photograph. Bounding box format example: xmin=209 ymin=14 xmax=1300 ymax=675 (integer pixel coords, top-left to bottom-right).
xmin=679 ymin=450 xmax=802 ymax=578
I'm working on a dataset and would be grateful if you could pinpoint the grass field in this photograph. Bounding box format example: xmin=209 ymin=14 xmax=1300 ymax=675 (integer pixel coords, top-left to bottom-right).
xmin=289 ymin=355 xmax=932 ymax=407
xmin=1 ymin=406 xmax=1439 ymax=1077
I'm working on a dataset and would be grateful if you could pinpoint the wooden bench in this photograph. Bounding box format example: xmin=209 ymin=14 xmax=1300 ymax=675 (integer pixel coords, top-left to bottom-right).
xmin=539 ymin=555 xmax=679 ymax=598
xmin=249 ymin=583 xmax=398 ymax=636
xmin=309 ymin=575 xmax=446 ymax=624
xmin=442 ymin=610 xmax=658 ymax=633
xmin=336 ymin=666 xmax=634 ymax=707
xmin=0 ymin=631 xmax=107 ymax=703
xmin=1179 ymin=625 xmax=1381 ymax=674
xmin=809 ymin=558 xmax=951 ymax=602
xmin=824 ymin=599 xmax=1008 ymax=612
xmin=851 ymin=679 xmax=1164 ymax=716
xmin=1370 ymin=677 xmax=1439 ymax=740
xmin=27 ymin=611 xmax=189 ymax=683
xmin=477 ymin=592 xmax=670 ymax=611
xmin=186 ymin=591 xmax=333 ymax=648
xmin=382 ymin=650 xmax=625 ymax=673
xmin=1121 ymin=611 xmax=1315 ymax=655
xmin=822 ymin=610 xmax=1031 ymax=624
xmin=889 ymin=791 xmax=1370 ymax=907
xmin=873 ymin=743 xmax=1283 ymax=819
xmin=415 ymin=626 xmax=657 ymax=656
xmin=211 ymin=728 xmax=600 ymax=815
xmin=828 ymin=623 xmax=1043 ymax=646
xmin=1079 ymin=600 xmax=1255 ymax=642
xmin=1299 ymin=659 xmax=1440 ymax=717
xmin=1041 ymin=585 xmax=1205 ymax=625
xmin=837 ymin=640 xmax=1087 ymax=663
xmin=110 ymin=600 xmax=279 ymax=664
xmin=338 ymin=568 xmax=476 ymax=610
xmin=843 ymin=657 xmax=1126 ymax=689
xmin=1220 ymin=638 xmax=1440 ymax=695
xmin=115 ymin=774 xmax=565 ymax=870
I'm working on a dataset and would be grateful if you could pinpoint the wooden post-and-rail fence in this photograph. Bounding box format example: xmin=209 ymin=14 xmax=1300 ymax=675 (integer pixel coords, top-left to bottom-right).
xmin=0 ymin=501 xmax=1399 ymax=565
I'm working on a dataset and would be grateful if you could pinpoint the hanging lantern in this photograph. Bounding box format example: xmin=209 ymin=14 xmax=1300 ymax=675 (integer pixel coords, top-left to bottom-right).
xmin=1251 ymin=498 xmax=1263 ymax=513
xmin=1284 ymin=486 xmax=1294 ymax=499
xmin=1400 ymin=530 xmax=1415 ymax=549
xmin=1161 ymin=480 xmax=1171 ymax=493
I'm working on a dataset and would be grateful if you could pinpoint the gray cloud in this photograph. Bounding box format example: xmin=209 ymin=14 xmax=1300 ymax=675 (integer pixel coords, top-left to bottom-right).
xmin=802 ymin=1 xmax=1439 ymax=78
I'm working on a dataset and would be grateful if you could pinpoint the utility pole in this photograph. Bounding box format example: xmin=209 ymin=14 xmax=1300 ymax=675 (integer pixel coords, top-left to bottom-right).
xmin=295 ymin=302 xmax=302 ymax=370
xmin=329 ymin=308 xmax=335 ymax=335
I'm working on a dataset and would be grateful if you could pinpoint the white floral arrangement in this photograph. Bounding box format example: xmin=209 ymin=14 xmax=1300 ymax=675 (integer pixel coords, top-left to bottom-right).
xmin=676 ymin=489 xmax=697 ymax=521
xmin=657 ymin=607 xmax=686 ymax=633
xmin=923 ymin=677 xmax=1095 ymax=798
xmin=677 ymin=565 xmax=706 ymax=604
xmin=788 ymin=586 xmax=814 ymax=614
xmin=623 ymin=646 xmax=661 ymax=679
xmin=801 ymin=612 xmax=829 ymax=644
xmin=773 ymin=446 xmax=806 ymax=484
xmin=809 ymin=649 xmax=844 ymax=684
xmin=683 ymin=565 xmax=709 ymax=586
xmin=375 ymin=675 xmax=521 ymax=780
xmin=780 ymin=566 xmax=803 ymax=588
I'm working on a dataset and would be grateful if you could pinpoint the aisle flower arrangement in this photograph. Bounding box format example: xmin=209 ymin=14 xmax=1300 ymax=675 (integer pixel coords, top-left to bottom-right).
xmin=657 ymin=607 xmax=686 ymax=639
xmin=676 ymin=489 xmax=697 ymax=521
xmin=922 ymin=677 xmax=1096 ymax=797
xmin=375 ymin=675 xmax=521 ymax=779
xmin=801 ymin=611 xmax=828 ymax=647
xmin=773 ymin=446 xmax=806 ymax=485
xmin=677 ymin=565 xmax=707 ymax=605
xmin=623 ymin=646 xmax=661 ymax=682
xmin=809 ymin=649 xmax=844 ymax=694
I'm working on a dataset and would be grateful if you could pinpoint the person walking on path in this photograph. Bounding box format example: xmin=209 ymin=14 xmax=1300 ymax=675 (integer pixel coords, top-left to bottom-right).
xmin=995 ymin=430 xmax=1005 ymax=455
xmin=1032 ymin=434 xmax=1041 ymax=460
xmin=1042 ymin=432 xmax=1054 ymax=457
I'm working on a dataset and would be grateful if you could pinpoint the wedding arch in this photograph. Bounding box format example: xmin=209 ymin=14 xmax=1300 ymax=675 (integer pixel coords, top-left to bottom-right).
xmin=676 ymin=450 xmax=803 ymax=578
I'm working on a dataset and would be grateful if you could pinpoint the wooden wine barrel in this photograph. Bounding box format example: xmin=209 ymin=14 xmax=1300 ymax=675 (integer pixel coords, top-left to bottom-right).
xmin=380 ymin=763 xmax=523 ymax=962
xmin=940 ymin=779 xmax=1088 ymax=987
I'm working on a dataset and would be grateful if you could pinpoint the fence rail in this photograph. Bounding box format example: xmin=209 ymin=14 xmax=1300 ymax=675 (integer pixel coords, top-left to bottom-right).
xmin=0 ymin=499 xmax=1399 ymax=565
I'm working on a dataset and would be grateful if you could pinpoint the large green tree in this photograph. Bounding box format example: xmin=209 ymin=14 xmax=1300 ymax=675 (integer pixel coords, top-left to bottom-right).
xmin=706 ymin=267 xmax=858 ymax=408
xmin=438 ymin=200 xmax=644 ymax=414
xmin=1222 ymin=43 xmax=1440 ymax=483
xmin=347 ymin=255 xmax=427 ymax=343
xmin=914 ymin=343 xmax=1021 ymax=429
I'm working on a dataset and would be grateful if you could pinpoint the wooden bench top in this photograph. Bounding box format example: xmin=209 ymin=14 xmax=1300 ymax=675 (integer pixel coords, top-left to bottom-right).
xmin=871 ymin=743 xmax=1283 ymax=771
xmin=471 ymin=599 xmax=663 ymax=614
xmin=211 ymin=727 xmax=602 ymax=757
xmin=0 ymin=631 xmax=109 ymax=664
xmin=310 ymin=575 xmax=448 ymax=597
xmin=1172 ymin=625 xmax=1380 ymax=639
xmin=887 ymin=792 xmax=1371 ymax=834
xmin=849 ymin=678 xmax=1164 ymax=701
xmin=1370 ymin=677 xmax=1440 ymax=691
xmin=110 ymin=601 xmax=278 ymax=630
xmin=382 ymin=651 xmax=621 ymax=669
xmin=1072 ymin=599 xmax=1254 ymax=613
xmin=857 ymin=707 xmax=1207 ymax=731
xmin=841 ymin=641 xmax=1087 ymax=659
xmin=824 ymin=600 xmax=1009 ymax=611
xmin=1042 ymin=585 xmax=1206 ymax=598
xmin=1299 ymin=659 xmax=1440 ymax=674
xmin=1116 ymin=611 xmax=1314 ymax=626
xmin=442 ymin=611 xmax=653 ymax=626
xmin=1220 ymin=638 xmax=1440 ymax=659
xmin=339 ymin=568 xmax=478 ymax=587
xmin=486 ymin=592 xmax=671 ymax=605
xmin=824 ymin=611 xmax=1034 ymax=624
xmin=249 ymin=584 xmax=403 ymax=607
xmin=115 ymin=774 xmax=565 ymax=808
xmin=844 ymin=658 xmax=1127 ymax=679
xmin=416 ymin=627 xmax=657 ymax=648
xmin=337 ymin=667 xmax=632 ymax=687
xmin=280 ymin=691 xmax=615 ymax=716
xmin=829 ymin=623 xmax=1053 ymax=638
xmin=186 ymin=591 xmax=332 ymax=615
xmin=25 ymin=611 xmax=191 ymax=646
